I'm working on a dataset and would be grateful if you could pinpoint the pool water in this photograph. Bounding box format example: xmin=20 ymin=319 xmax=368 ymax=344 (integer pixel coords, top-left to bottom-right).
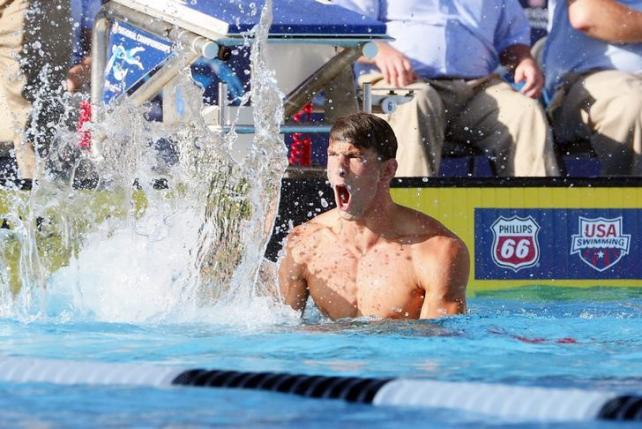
xmin=0 ymin=287 xmax=641 ymax=428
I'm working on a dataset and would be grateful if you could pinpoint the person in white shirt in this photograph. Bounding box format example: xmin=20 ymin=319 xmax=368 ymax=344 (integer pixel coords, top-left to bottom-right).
xmin=332 ymin=0 xmax=559 ymax=177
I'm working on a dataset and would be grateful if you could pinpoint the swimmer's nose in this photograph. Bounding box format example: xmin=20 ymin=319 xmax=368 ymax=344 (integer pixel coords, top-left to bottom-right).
xmin=338 ymin=168 xmax=347 ymax=178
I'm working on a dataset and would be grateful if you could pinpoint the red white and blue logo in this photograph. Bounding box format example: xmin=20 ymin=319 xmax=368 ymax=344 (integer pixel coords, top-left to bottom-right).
xmin=570 ymin=217 xmax=631 ymax=272
xmin=491 ymin=216 xmax=540 ymax=271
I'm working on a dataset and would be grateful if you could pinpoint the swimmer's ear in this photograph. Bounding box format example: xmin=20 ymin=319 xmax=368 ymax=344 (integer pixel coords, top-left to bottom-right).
xmin=381 ymin=158 xmax=397 ymax=182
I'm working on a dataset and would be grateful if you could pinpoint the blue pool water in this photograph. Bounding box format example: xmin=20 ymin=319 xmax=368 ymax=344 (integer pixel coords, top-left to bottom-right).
xmin=0 ymin=287 xmax=641 ymax=428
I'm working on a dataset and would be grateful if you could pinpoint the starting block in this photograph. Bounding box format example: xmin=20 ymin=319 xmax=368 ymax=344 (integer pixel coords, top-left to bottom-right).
xmin=361 ymin=85 xmax=415 ymax=115
xmin=91 ymin=0 xmax=389 ymax=143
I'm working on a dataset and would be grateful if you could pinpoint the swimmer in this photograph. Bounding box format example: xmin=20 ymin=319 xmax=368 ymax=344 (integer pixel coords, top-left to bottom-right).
xmin=278 ymin=113 xmax=469 ymax=320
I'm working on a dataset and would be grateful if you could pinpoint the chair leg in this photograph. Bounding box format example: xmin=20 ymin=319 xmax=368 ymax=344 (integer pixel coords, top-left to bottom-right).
xmin=554 ymin=143 xmax=568 ymax=177
xmin=467 ymin=156 xmax=476 ymax=176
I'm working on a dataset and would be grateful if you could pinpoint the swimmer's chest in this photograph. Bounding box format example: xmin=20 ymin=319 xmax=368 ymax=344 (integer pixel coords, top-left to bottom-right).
xmin=304 ymin=240 xmax=424 ymax=319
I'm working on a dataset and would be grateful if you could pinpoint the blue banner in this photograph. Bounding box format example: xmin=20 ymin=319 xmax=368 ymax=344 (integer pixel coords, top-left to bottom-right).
xmin=103 ymin=20 xmax=173 ymax=104
xmin=475 ymin=208 xmax=641 ymax=280
xmin=169 ymin=0 xmax=386 ymax=36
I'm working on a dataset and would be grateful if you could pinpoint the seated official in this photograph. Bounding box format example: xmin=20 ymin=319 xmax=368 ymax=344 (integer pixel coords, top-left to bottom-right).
xmin=278 ymin=113 xmax=469 ymax=320
xmin=332 ymin=0 xmax=559 ymax=177
xmin=543 ymin=0 xmax=642 ymax=176
xmin=66 ymin=0 xmax=106 ymax=93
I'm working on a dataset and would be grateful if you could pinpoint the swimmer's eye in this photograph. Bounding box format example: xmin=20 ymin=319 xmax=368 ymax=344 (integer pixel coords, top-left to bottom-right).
xmin=327 ymin=152 xmax=366 ymax=161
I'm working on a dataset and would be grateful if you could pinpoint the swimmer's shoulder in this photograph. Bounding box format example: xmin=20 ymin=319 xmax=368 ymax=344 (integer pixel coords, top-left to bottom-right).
xmin=393 ymin=204 xmax=457 ymax=241
xmin=283 ymin=211 xmax=339 ymax=264
xmin=286 ymin=209 xmax=339 ymax=243
xmin=394 ymin=205 xmax=469 ymax=270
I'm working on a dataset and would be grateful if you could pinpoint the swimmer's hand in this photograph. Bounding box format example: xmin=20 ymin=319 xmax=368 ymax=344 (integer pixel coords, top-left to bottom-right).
xmin=257 ymin=258 xmax=279 ymax=298
xmin=66 ymin=57 xmax=92 ymax=93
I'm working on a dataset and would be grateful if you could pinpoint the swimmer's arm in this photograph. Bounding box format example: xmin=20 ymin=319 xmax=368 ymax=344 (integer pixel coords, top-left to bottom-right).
xmin=257 ymin=258 xmax=279 ymax=297
xmin=277 ymin=237 xmax=309 ymax=313
xmin=418 ymin=238 xmax=470 ymax=319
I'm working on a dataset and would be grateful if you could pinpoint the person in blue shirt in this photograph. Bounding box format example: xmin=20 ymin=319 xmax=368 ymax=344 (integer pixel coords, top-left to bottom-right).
xmin=66 ymin=0 xmax=104 ymax=92
xmin=543 ymin=0 xmax=642 ymax=176
xmin=332 ymin=0 xmax=559 ymax=177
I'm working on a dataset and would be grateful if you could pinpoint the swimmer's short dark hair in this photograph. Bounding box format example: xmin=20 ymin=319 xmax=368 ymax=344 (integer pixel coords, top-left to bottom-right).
xmin=329 ymin=113 xmax=397 ymax=161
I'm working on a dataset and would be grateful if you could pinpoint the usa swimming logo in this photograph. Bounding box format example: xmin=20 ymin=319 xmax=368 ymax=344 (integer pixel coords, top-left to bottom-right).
xmin=570 ymin=217 xmax=631 ymax=272
xmin=491 ymin=216 xmax=540 ymax=271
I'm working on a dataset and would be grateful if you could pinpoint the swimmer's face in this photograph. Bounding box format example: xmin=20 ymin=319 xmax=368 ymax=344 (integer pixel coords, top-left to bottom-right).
xmin=327 ymin=139 xmax=393 ymax=219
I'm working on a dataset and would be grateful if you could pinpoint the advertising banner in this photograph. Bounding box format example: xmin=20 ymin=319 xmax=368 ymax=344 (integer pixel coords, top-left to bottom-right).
xmin=475 ymin=208 xmax=640 ymax=280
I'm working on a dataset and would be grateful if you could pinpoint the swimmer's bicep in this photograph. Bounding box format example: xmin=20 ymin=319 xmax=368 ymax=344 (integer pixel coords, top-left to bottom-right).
xmin=418 ymin=238 xmax=470 ymax=318
xmin=277 ymin=242 xmax=309 ymax=312
xmin=420 ymin=289 xmax=466 ymax=318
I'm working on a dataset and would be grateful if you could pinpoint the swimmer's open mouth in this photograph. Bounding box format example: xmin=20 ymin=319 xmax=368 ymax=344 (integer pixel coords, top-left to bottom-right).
xmin=335 ymin=185 xmax=351 ymax=210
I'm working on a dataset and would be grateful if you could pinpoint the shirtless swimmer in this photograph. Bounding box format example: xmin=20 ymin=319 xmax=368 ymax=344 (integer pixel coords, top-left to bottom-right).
xmin=278 ymin=113 xmax=469 ymax=320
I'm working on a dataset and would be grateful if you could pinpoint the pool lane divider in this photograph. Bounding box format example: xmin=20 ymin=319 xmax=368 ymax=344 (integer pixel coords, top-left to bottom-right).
xmin=1 ymin=356 xmax=640 ymax=422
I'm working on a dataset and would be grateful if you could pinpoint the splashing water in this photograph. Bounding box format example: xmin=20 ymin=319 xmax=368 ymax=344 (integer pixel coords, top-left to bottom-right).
xmin=0 ymin=0 xmax=296 ymax=326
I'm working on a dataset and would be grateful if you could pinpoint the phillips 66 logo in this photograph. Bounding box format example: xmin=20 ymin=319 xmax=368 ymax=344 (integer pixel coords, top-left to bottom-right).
xmin=491 ymin=216 xmax=541 ymax=271
xmin=570 ymin=217 xmax=631 ymax=272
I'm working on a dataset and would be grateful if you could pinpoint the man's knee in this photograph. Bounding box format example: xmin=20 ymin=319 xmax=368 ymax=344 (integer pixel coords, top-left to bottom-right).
xmin=594 ymin=92 xmax=642 ymax=130
xmin=497 ymin=93 xmax=548 ymax=131
xmin=411 ymin=84 xmax=442 ymax=113
xmin=389 ymin=84 xmax=444 ymax=130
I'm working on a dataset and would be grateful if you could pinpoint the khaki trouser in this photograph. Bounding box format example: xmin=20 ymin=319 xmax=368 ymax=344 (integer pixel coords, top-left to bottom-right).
xmin=0 ymin=0 xmax=33 ymax=177
xmin=549 ymin=70 xmax=642 ymax=176
xmin=361 ymin=73 xmax=559 ymax=177
xmin=0 ymin=0 xmax=72 ymax=179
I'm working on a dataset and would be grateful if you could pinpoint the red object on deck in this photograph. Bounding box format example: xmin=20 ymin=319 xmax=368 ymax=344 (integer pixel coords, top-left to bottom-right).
xmin=77 ymin=100 xmax=92 ymax=150
xmin=289 ymin=134 xmax=312 ymax=166
xmin=288 ymin=103 xmax=313 ymax=166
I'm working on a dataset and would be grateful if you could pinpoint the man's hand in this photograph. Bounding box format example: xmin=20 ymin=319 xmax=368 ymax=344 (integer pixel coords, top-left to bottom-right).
xmin=500 ymin=44 xmax=544 ymax=99
xmin=372 ymin=42 xmax=418 ymax=87
xmin=514 ymin=57 xmax=544 ymax=99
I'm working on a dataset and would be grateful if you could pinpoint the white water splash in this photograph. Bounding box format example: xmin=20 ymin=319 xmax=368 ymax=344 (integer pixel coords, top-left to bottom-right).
xmin=0 ymin=0 xmax=295 ymax=326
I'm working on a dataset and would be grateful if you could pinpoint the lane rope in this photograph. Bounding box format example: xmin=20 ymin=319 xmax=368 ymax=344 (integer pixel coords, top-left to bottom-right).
xmin=0 ymin=356 xmax=640 ymax=422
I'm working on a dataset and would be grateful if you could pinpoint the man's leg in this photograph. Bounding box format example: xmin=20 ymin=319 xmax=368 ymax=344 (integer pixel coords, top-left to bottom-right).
xmin=553 ymin=70 xmax=642 ymax=175
xmin=0 ymin=0 xmax=35 ymax=178
xmin=21 ymin=0 xmax=73 ymax=170
xmin=451 ymin=76 xmax=558 ymax=176
xmin=360 ymin=74 xmax=445 ymax=177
